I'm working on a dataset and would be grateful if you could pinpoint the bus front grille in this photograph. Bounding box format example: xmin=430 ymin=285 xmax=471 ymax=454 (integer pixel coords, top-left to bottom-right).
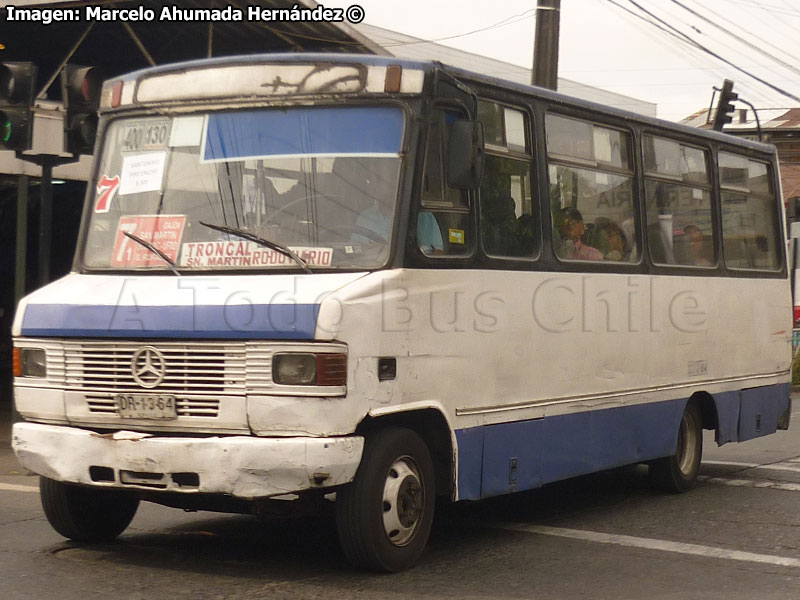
xmin=64 ymin=341 xmax=246 ymax=396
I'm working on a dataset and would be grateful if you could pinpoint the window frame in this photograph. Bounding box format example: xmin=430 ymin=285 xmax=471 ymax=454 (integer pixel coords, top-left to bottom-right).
xmin=544 ymin=111 xmax=640 ymax=267
xmin=414 ymin=103 xmax=476 ymax=261
xmin=718 ymin=150 xmax=783 ymax=273
xmin=477 ymin=98 xmax=539 ymax=262
xmin=641 ymin=134 xmax=718 ymax=270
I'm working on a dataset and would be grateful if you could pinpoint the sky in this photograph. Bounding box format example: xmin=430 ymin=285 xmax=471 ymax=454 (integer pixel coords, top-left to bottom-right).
xmin=324 ymin=0 xmax=800 ymax=122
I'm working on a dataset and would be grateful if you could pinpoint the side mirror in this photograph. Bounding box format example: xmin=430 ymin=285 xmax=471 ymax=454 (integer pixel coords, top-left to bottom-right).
xmin=446 ymin=120 xmax=484 ymax=189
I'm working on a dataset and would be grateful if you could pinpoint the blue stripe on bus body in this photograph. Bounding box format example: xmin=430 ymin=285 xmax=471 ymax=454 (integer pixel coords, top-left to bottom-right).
xmin=455 ymin=382 xmax=791 ymax=501
xmin=20 ymin=303 xmax=320 ymax=339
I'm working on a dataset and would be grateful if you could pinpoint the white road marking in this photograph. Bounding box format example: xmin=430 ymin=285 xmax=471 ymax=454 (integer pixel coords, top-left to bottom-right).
xmin=697 ymin=475 xmax=800 ymax=492
xmin=704 ymin=460 xmax=800 ymax=474
xmin=0 ymin=482 xmax=38 ymax=493
xmin=496 ymin=523 xmax=800 ymax=568
xmin=704 ymin=460 xmax=761 ymax=468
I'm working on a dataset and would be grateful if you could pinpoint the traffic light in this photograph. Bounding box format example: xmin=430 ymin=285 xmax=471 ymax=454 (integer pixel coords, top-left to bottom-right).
xmin=61 ymin=65 xmax=102 ymax=155
xmin=0 ymin=62 xmax=37 ymax=151
xmin=712 ymin=79 xmax=738 ymax=132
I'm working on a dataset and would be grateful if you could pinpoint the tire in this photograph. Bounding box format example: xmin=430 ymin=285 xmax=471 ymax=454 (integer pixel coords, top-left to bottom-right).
xmin=649 ymin=401 xmax=703 ymax=493
xmin=40 ymin=477 xmax=140 ymax=542
xmin=335 ymin=427 xmax=436 ymax=572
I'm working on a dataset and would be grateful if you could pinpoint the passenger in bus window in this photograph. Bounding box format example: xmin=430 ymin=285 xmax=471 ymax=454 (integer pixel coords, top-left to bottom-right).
xmin=481 ymin=195 xmax=518 ymax=255
xmin=351 ymin=200 xmax=443 ymax=255
xmin=595 ymin=218 xmax=630 ymax=262
xmin=555 ymin=207 xmax=603 ymax=261
xmin=513 ymin=213 xmax=536 ymax=256
xmin=684 ymin=224 xmax=712 ymax=266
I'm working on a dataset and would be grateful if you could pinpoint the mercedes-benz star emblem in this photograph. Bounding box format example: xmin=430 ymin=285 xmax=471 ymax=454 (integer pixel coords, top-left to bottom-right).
xmin=131 ymin=346 xmax=166 ymax=388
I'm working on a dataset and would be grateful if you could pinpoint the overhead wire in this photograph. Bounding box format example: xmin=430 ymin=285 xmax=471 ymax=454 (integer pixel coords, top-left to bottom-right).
xmin=267 ymin=8 xmax=537 ymax=49
xmin=618 ymin=0 xmax=800 ymax=103
xmin=583 ymin=0 xmax=729 ymax=119
xmin=658 ymin=0 xmax=799 ymax=108
xmin=603 ymin=0 xmax=733 ymax=94
xmin=727 ymin=0 xmax=800 ymax=17
xmin=747 ymin=0 xmax=800 ymax=39
xmin=650 ymin=0 xmax=781 ymax=107
xmin=604 ymin=0 xmax=712 ymax=68
xmin=719 ymin=0 xmax=800 ymax=50
xmin=683 ymin=0 xmax=800 ymax=66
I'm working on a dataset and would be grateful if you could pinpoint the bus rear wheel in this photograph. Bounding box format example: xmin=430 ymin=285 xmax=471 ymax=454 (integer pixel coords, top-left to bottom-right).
xmin=335 ymin=427 xmax=435 ymax=572
xmin=40 ymin=477 xmax=140 ymax=542
xmin=649 ymin=401 xmax=703 ymax=493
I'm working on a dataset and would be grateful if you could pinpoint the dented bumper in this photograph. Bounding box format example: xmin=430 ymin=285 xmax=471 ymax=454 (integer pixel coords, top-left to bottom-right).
xmin=12 ymin=422 xmax=364 ymax=498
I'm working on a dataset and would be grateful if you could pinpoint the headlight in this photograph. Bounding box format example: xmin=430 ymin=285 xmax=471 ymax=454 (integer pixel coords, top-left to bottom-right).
xmin=13 ymin=347 xmax=47 ymax=378
xmin=272 ymin=352 xmax=347 ymax=386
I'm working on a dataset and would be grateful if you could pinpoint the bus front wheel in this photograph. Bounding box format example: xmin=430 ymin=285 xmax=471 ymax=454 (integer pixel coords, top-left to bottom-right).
xmin=40 ymin=477 xmax=140 ymax=542
xmin=649 ymin=401 xmax=703 ymax=493
xmin=335 ymin=426 xmax=435 ymax=572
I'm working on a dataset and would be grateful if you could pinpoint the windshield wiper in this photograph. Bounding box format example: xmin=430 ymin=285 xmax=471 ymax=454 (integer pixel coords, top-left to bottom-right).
xmin=199 ymin=222 xmax=312 ymax=274
xmin=122 ymin=231 xmax=181 ymax=276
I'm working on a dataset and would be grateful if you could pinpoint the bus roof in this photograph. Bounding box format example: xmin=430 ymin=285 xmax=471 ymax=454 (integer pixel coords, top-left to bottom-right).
xmin=109 ymin=52 xmax=775 ymax=155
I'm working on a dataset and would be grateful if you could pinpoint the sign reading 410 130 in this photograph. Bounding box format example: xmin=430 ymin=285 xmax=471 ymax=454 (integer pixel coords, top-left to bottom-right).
xmin=122 ymin=118 xmax=170 ymax=152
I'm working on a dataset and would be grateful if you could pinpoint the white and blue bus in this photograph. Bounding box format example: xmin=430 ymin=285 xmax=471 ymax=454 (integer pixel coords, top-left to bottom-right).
xmin=12 ymin=54 xmax=791 ymax=572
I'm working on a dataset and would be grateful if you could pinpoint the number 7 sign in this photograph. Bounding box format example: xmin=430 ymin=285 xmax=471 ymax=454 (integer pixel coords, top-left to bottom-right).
xmin=95 ymin=175 xmax=120 ymax=213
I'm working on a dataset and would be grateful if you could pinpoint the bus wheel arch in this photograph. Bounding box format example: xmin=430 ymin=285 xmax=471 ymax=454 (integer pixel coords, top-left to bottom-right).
xmin=355 ymin=408 xmax=455 ymax=500
xmin=692 ymin=390 xmax=719 ymax=431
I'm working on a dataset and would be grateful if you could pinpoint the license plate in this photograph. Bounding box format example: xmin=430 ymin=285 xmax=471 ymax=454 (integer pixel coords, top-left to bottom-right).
xmin=115 ymin=394 xmax=177 ymax=420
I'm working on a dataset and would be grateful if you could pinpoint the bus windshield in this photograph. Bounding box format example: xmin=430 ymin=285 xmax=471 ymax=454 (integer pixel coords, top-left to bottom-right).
xmin=82 ymin=105 xmax=404 ymax=271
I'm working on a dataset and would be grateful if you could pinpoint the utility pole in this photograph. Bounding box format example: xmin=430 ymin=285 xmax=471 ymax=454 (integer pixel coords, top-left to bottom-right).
xmin=532 ymin=0 xmax=561 ymax=90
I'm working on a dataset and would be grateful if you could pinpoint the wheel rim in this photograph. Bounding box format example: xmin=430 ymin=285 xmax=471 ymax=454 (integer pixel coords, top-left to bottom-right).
xmin=677 ymin=409 xmax=699 ymax=476
xmin=381 ymin=456 xmax=424 ymax=547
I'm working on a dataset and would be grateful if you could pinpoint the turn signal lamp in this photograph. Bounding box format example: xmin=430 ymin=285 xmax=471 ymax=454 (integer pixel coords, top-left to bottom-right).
xmin=12 ymin=347 xmax=21 ymax=377
xmin=13 ymin=347 xmax=46 ymax=378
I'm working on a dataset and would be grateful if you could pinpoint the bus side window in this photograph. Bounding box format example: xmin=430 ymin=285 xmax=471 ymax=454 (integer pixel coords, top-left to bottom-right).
xmin=719 ymin=153 xmax=781 ymax=271
xmin=478 ymin=101 xmax=536 ymax=259
xmin=644 ymin=136 xmax=714 ymax=268
xmin=419 ymin=109 xmax=471 ymax=256
xmin=545 ymin=114 xmax=636 ymax=263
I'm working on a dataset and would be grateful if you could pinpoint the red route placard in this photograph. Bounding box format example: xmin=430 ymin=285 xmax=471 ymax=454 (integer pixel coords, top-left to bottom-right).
xmin=111 ymin=215 xmax=186 ymax=267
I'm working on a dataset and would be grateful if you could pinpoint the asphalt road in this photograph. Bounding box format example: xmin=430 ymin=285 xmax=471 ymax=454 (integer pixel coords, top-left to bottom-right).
xmin=1 ymin=403 xmax=800 ymax=600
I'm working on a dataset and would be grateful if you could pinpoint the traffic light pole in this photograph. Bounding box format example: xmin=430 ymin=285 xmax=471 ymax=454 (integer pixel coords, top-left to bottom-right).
xmin=15 ymin=153 xmax=79 ymax=287
xmin=9 ymin=177 xmax=28 ymax=424
xmin=14 ymin=175 xmax=28 ymax=306
xmin=39 ymin=161 xmax=54 ymax=286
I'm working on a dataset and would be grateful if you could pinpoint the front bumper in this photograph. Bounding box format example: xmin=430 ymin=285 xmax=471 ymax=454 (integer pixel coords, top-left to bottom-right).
xmin=12 ymin=422 xmax=364 ymax=499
